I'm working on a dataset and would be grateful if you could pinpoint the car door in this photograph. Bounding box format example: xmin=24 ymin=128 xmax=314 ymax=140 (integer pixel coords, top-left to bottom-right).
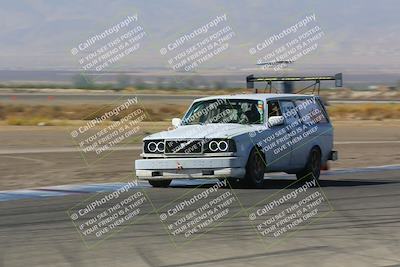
xmin=276 ymin=100 xmax=302 ymax=171
xmin=262 ymin=99 xmax=292 ymax=171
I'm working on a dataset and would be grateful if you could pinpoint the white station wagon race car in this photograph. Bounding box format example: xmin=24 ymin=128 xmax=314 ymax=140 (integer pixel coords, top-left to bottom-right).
xmin=135 ymin=74 xmax=341 ymax=188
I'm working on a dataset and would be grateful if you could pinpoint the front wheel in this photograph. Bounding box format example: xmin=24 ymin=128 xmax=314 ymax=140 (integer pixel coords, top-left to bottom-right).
xmin=148 ymin=179 xmax=172 ymax=188
xmin=296 ymin=147 xmax=321 ymax=182
xmin=245 ymin=148 xmax=265 ymax=188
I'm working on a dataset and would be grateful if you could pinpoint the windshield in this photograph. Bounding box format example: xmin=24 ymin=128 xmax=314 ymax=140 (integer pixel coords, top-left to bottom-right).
xmin=182 ymin=99 xmax=264 ymax=125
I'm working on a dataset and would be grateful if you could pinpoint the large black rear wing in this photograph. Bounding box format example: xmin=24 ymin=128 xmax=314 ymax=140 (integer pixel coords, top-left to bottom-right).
xmin=246 ymin=73 xmax=343 ymax=94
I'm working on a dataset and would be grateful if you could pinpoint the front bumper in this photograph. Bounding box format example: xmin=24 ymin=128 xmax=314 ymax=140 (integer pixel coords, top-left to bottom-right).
xmin=135 ymin=157 xmax=245 ymax=180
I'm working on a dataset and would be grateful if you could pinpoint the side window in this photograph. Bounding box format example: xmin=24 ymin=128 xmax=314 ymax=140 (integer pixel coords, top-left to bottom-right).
xmin=267 ymin=100 xmax=282 ymax=117
xmin=280 ymin=100 xmax=300 ymax=125
xmin=295 ymin=98 xmax=328 ymax=125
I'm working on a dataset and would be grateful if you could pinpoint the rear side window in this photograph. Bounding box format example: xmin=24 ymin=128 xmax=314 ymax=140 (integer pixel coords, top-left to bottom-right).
xmin=295 ymin=98 xmax=328 ymax=124
xmin=267 ymin=100 xmax=282 ymax=117
xmin=280 ymin=100 xmax=300 ymax=125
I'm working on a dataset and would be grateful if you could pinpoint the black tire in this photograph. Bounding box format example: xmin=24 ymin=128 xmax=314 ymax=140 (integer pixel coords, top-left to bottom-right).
xmin=245 ymin=148 xmax=265 ymax=188
xmin=148 ymin=179 xmax=172 ymax=188
xmin=296 ymin=147 xmax=321 ymax=182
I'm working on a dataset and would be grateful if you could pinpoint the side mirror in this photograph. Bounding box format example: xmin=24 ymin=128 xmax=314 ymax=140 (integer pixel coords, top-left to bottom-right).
xmin=171 ymin=118 xmax=182 ymax=128
xmin=268 ymin=116 xmax=284 ymax=127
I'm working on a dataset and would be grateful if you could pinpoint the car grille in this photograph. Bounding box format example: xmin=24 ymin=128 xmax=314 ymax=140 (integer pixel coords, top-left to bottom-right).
xmin=165 ymin=139 xmax=203 ymax=154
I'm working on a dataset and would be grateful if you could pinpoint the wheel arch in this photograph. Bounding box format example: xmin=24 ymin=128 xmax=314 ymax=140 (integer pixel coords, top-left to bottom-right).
xmin=247 ymin=145 xmax=267 ymax=169
xmin=311 ymin=144 xmax=322 ymax=154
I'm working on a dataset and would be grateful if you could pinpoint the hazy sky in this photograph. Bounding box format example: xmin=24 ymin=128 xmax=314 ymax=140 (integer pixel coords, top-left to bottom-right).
xmin=0 ymin=0 xmax=399 ymax=72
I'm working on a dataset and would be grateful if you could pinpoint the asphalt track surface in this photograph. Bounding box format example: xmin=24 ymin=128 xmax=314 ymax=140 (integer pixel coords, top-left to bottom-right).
xmin=1 ymin=92 xmax=400 ymax=105
xmin=0 ymin=169 xmax=399 ymax=267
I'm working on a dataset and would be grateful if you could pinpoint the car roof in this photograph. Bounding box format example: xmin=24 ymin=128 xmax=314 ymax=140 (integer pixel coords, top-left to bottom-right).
xmin=194 ymin=93 xmax=318 ymax=102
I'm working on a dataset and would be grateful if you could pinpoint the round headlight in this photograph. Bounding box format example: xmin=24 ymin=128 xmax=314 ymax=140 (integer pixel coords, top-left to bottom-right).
xmin=218 ymin=140 xmax=228 ymax=152
xmin=147 ymin=142 xmax=157 ymax=152
xmin=157 ymin=142 xmax=165 ymax=152
xmin=209 ymin=140 xmax=219 ymax=152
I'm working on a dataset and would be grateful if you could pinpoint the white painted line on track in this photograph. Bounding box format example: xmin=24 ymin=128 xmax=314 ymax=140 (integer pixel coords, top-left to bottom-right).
xmin=335 ymin=141 xmax=400 ymax=145
xmin=0 ymin=146 xmax=142 ymax=155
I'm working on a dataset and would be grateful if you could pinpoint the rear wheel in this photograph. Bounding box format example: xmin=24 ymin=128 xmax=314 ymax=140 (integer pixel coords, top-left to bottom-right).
xmin=296 ymin=147 xmax=321 ymax=182
xmin=245 ymin=148 xmax=265 ymax=188
xmin=148 ymin=179 xmax=172 ymax=188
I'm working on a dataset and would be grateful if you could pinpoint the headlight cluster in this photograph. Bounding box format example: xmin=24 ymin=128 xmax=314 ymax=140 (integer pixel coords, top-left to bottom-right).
xmin=144 ymin=140 xmax=164 ymax=153
xmin=208 ymin=140 xmax=228 ymax=152
xmin=144 ymin=139 xmax=236 ymax=154
xmin=204 ymin=139 xmax=236 ymax=153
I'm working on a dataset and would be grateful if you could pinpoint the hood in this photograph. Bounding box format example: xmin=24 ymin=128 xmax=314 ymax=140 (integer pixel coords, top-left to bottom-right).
xmin=144 ymin=123 xmax=260 ymax=140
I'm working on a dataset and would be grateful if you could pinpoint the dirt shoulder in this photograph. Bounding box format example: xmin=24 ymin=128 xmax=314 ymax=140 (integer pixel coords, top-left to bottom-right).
xmin=0 ymin=120 xmax=398 ymax=190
